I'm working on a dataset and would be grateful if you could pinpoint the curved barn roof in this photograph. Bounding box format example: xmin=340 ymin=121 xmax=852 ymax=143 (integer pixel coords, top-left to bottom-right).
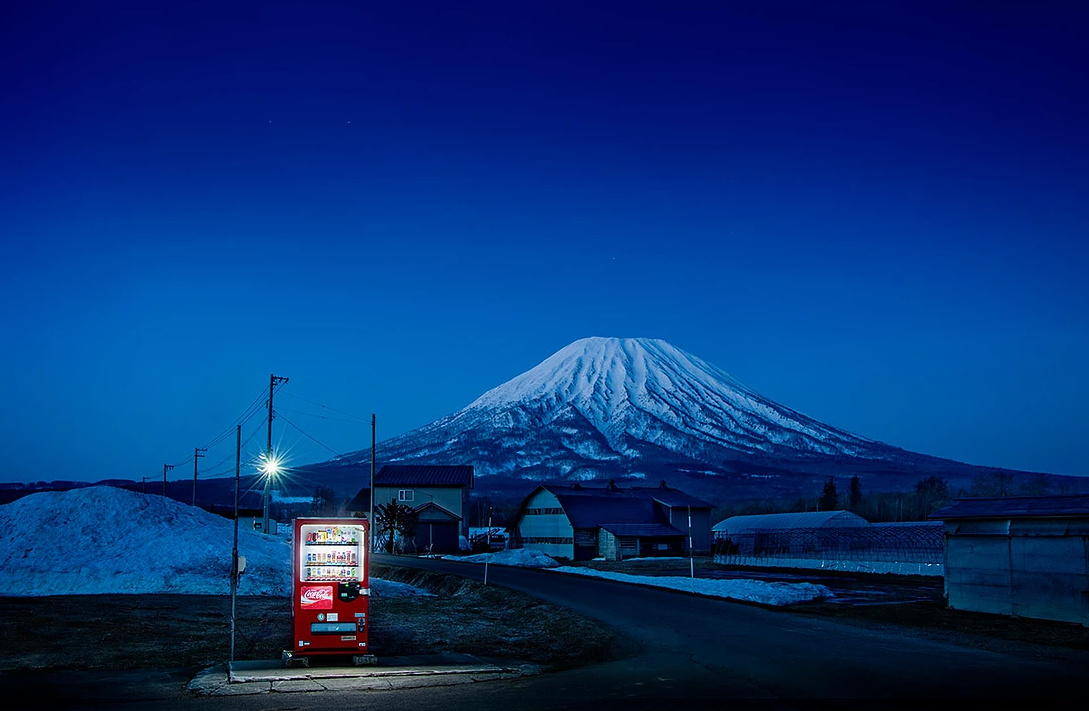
xmin=712 ymin=510 xmax=869 ymax=534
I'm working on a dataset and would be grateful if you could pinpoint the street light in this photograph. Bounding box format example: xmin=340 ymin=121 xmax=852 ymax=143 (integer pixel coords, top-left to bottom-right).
xmin=260 ymin=451 xmax=283 ymax=535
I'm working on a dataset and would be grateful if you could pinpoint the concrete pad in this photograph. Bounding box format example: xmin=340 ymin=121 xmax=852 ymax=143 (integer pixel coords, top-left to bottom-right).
xmin=188 ymin=655 xmax=540 ymax=696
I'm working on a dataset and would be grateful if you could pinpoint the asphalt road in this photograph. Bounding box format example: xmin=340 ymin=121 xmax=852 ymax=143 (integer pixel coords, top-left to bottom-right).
xmin=371 ymin=556 xmax=1089 ymax=702
xmin=10 ymin=556 xmax=1089 ymax=710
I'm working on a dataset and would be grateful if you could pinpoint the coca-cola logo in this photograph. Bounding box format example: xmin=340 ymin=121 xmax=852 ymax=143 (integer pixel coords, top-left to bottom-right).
xmin=300 ymin=586 xmax=334 ymax=609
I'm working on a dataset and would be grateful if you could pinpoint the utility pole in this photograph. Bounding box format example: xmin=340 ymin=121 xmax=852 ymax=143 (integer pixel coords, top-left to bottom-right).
xmin=192 ymin=447 xmax=206 ymax=506
xmin=263 ymin=373 xmax=289 ymax=534
xmin=162 ymin=463 xmax=174 ymax=498
xmin=369 ymin=414 xmax=376 ymax=554
xmin=230 ymin=424 xmax=240 ymax=663
xmin=141 ymin=477 xmax=146 ymax=494
xmin=688 ymin=503 xmax=694 ymax=579
xmin=484 ymin=507 xmax=493 ymax=585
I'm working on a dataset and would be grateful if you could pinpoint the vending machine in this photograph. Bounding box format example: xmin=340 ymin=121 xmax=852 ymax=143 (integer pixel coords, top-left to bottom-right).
xmin=288 ymin=517 xmax=371 ymax=663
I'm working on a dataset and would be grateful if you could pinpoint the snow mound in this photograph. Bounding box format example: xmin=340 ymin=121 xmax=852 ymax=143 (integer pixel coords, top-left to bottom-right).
xmin=442 ymin=548 xmax=560 ymax=568
xmin=0 ymin=486 xmax=426 ymax=598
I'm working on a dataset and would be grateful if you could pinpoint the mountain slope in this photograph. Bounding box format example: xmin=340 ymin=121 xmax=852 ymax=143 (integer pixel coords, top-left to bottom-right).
xmin=377 ymin=337 xmax=902 ymax=473
xmin=300 ymin=337 xmax=1068 ymax=502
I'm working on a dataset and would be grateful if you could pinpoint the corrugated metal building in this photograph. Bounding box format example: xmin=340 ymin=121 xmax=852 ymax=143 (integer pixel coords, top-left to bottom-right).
xmin=510 ymin=480 xmax=713 ymax=561
xmin=930 ymin=495 xmax=1089 ymax=626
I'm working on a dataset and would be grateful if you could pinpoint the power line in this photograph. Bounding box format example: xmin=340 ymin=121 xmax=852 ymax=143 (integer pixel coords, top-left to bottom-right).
xmin=277 ymin=412 xmax=343 ymax=456
xmin=277 ymin=406 xmax=366 ymax=425
xmin=156 ymin=381 xmax=281 ymax=488
xmin=279 ymin=392 xmax=368 ymax=423
xmin=201 ymin=385 xmax=274 ymax=452
xmin=200 ymin=418 xmax=268 ymax=474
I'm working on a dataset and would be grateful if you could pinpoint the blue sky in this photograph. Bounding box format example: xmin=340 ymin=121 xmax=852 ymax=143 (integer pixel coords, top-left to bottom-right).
xmin=2 ymin=1 xmax=1087 ymax=485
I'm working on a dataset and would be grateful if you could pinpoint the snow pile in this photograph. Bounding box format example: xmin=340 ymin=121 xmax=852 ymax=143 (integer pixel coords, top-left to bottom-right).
xmin=552 ymin=566 xmax=834 ymax=606
xmin=442 ymin=548 xmax=560 ymax=568
xmin=0 ymin=486 xmax=426 ymax=598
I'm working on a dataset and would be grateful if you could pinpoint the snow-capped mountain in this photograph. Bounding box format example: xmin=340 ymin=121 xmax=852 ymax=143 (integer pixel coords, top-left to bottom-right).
xmin=293 ymin=336 xmax=1089 ymax=504
xmin=303 ymin=337 xmax=971 ymax=499
xmin=388 ymin=337 xmax=894 ymax=474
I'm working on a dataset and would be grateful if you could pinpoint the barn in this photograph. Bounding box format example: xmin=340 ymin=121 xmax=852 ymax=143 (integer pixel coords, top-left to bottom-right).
xmin=509 ymin=480 xmax=713 ymax=561
xmin=930 ymin=495 xmax=1089 ymax=626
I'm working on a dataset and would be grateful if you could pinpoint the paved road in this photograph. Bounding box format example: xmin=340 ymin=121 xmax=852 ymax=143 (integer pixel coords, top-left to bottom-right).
xmin=11 ymin=556 xmax=1089 ymax=709
xmin=371 ymin=556 xmax=1089 ymax=701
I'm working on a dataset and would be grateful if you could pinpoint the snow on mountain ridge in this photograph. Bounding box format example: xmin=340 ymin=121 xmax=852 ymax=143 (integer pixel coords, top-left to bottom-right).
xmin=467 ymin=337 xmax=873 ymax=455
xmin=312 ymin=336 xmax=901 ymax=487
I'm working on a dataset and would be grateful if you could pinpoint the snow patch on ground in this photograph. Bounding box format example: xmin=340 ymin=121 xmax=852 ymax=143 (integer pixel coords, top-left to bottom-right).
xmin=440 ymin=548 xmax=561 ymax=568
xmin=552 ymin=566 xmax=835 ymax=606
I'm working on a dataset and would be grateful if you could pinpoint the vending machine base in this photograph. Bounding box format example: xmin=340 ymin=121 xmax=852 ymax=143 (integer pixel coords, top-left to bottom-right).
xmin=282 ymin=650 xmax=309 ymax=668
xmin=281 ymin=650 xmax=377 ymax=668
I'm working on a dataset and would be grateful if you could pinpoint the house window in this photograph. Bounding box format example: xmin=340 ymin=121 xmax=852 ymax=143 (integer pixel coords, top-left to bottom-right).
xmin=398 ymin=489 xmax=414 ymax=503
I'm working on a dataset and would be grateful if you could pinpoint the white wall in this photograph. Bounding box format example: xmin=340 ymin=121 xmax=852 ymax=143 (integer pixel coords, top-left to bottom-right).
xmin=515 ymin=489 xmax=574 ymax=560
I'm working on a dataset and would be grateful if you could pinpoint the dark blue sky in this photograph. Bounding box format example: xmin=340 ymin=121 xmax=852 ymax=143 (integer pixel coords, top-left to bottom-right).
xmin=2 ymin=1 xmax=1088 ymax=485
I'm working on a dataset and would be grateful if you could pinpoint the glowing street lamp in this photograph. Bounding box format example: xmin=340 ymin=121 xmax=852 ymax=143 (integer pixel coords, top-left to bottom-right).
xmin=260 ymin=451 xmax=283 ymax=535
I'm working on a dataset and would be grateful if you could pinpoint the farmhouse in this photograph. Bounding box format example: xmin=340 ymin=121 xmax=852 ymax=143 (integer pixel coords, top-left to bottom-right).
xmin=349 ymin=465 xmax=474 ymax=554
xmin=509 ymin=480 xmax=713 ymax=561
xmin=930 ymin=494 xmax=1089 ymax=626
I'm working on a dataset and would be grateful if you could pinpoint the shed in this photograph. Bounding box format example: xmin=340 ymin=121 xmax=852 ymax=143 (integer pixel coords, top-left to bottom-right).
xmin=930 ymin=495 xmax=1089 ymax=626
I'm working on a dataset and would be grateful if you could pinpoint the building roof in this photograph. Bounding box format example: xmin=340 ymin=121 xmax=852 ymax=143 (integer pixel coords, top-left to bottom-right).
xmin=552 ymin=488 xmax=668 ymax=529
xmin=870 ymin=521 xmax=944 ymax=528
xmin=599 ymin=522 xmax=686 ymax=538
xmin=635 ymin=482 xmax=714 ymax=509
xmin=413 ymin=501 xmax=461 ymax=522
xmin=375 ymin=465 xmax=475 ymax=488
xmin=712 ymin=510 xmax=870 ymax=534
xmin=929 ymin=495 xmax=1089 ymax=521
xmin=346 ymin=465 xmax=474 ymax=511
xmin=519 ymin=481 xmax=709 ymax=531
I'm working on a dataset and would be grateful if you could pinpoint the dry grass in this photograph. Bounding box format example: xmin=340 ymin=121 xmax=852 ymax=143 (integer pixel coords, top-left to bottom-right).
xmin=0 ymin=564 xmax=617 ymax=674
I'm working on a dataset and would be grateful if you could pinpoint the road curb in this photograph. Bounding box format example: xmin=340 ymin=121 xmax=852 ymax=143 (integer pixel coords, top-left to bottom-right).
xmin=187 ymin=657 xmax=541 ymax=696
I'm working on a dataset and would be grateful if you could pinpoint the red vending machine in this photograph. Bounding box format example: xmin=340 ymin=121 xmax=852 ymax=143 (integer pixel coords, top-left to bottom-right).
xmin=287 ymin=517 xmax=371 ymax=665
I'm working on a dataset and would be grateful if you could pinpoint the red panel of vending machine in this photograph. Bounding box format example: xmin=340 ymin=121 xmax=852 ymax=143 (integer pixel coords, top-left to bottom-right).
xmin=290 ymin=517 xmax=370 ymax=659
